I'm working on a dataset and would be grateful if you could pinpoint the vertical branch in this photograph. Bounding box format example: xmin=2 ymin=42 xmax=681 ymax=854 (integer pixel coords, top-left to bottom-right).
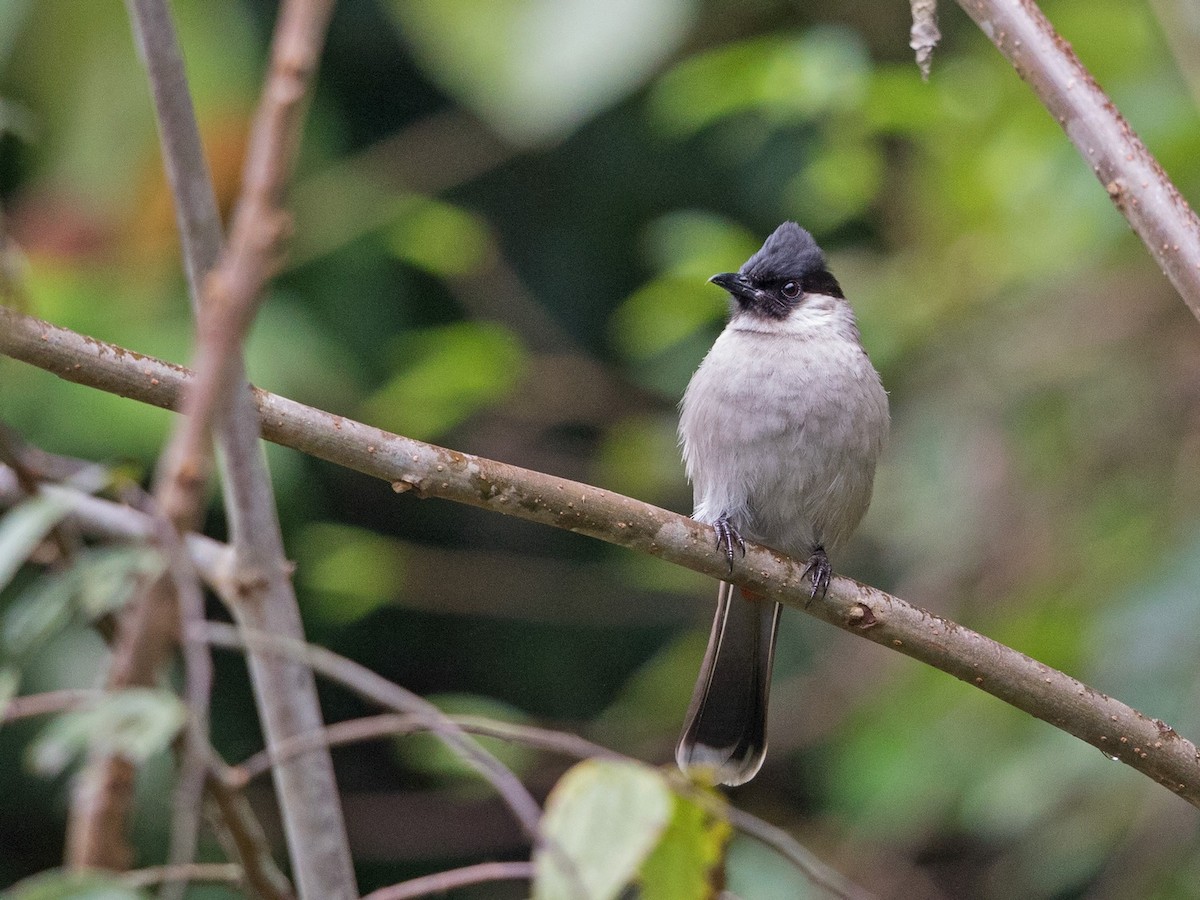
xmin=66 ymin=573 xmax=177 ymax=871
xmin=121 ymin=1 xmax=356 ymax=898
xmin=953 ymin=0 xmax=1200 ymax=317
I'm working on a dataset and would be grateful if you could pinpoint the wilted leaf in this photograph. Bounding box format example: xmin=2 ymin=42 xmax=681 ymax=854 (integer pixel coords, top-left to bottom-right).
xmin=28 ymin=688 xmax=186 ymax=776
xmin=909 ymin=0 xmax=940 ymax=81
xmin=533 ymin=758 xmax=673 ymax=900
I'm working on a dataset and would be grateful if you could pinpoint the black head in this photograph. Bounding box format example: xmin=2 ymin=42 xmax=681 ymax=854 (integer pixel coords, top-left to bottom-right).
xmin=709 ymin=222 xmax=843 ymax=319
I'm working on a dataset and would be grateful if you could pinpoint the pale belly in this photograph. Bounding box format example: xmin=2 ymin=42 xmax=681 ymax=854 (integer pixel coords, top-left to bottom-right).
xmin=679 ymin=326 xmax=887 ymax=558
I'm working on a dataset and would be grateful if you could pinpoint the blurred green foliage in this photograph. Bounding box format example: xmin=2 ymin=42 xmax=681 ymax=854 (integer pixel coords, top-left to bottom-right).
xmin=3 ymin=0 xmax=1200 ymax=896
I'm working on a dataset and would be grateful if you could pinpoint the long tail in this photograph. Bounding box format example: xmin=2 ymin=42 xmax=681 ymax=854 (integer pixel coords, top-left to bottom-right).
xmin=676 ymin=581 xmax=782 ymax=786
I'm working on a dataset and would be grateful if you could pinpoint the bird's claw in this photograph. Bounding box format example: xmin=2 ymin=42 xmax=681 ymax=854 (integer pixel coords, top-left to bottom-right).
xmin=713 ymin=515 xmax=745 ymax=573
xmin=802 ymin=547 xmax=831 ymax=606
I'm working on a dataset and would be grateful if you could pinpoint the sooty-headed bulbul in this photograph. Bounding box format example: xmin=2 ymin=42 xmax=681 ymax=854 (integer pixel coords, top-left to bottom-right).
xmin=676 ymin=222 xmax=889 ymax=786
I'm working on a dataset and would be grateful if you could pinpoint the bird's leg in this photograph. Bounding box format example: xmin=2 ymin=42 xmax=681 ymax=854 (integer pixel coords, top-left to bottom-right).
xmin=802 ymin=547 xmax=831 ymax=605
xmin=712 ymin=514 xmax=746 ymax=573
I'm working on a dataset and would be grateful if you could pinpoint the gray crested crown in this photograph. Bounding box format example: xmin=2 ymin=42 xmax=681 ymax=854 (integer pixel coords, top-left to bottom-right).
xmin=739 ymin=222 xmax=826 ymax=281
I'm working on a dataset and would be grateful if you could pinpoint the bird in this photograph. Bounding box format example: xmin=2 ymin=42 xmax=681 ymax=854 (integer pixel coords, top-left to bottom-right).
xmin=675 ymin=221 xmax=889 ymax=787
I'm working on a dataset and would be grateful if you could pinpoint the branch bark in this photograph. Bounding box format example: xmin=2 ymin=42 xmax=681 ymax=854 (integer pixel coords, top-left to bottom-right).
xmin=953 ymin=0 xmax=1200 ymax=317
xmin=3 ymin=306 xmax=1198 ymax=808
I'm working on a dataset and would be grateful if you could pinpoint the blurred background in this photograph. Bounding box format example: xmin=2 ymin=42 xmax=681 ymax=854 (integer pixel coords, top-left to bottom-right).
xmin=3 ymin=0 xmax=1200 ymax=896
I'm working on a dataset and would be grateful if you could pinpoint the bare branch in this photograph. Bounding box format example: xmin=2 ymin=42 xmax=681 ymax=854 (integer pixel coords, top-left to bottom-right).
xmin=2 ymin=309 xmax=1200 ymax=808
xmin=229 ymin=712 xmax=622 ymax=788
xmin=122 ymin=0 xmax=355 ymax=893
xmin=361 ymin=862 xmax=535 ymax=900
xmin=200 ymin=623 xmax=546 ymax=848
xmin=203 ymin=772 xmax=296 ymax=900
xmin=159 ymin=535 xmax=213 ymax=900
xmin=122 ymin=0 xmax=223 ymax=305
xmin=65 ymin=569 xmax=177 ymax=871
xmin=0 ymin=467 xmax=228 ymax=575
xmin=953 ymin=0 xmax=1200 ymax=316
xmin=123 ymin=863 xmax=244 ymax=890
xmin=2 ymin=689 xmax=101 ymax=722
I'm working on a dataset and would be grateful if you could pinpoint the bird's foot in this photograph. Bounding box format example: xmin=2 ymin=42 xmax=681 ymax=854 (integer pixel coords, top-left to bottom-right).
xmin=802 ymin=547 xmax=831 ymax=605
xmin=713 ymin=514 xmax=745 ymax=573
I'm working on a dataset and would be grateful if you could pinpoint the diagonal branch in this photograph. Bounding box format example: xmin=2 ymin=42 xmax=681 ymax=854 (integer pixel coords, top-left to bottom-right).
xmin=952 ymin=0 xmax=1200 ymax=316
xmin=2 ymin=306 xmax=1198 ymax=808
xmin=201 ymin=623 xmax=546 ymax=844
xmin=359 ymin=863 xmax=535 ymax=900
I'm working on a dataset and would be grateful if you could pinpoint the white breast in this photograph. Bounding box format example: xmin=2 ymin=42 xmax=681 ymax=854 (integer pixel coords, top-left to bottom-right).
xmin=679 ymin=295 xmax=888 ymax=559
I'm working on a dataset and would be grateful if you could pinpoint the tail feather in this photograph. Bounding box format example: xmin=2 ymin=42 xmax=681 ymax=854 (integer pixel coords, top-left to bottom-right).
xmin=676 ymin=581 xmax=781 ymax=786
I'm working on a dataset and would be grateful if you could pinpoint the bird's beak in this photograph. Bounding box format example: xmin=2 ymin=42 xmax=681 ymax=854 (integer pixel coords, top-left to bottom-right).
xmin=708 ymin=272 xmax=757 ymax=303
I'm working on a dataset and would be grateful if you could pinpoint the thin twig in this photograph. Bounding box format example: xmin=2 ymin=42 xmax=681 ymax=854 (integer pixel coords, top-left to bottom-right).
xmin=203 ymin=771 xmax=296 ymax=900
xmin=718 ymin=802 xmax=875 ymax=900
xmin=200 ymin=622 xmax=546 ymax=845
xmin=123 ymin=863 xmax=244 ymax=890
xmin=229 ymin=712 xmax=622 ymax=788
xmin=158 ymin=533 xmax=213 ymax=900
xmin=0 ymin=467 xmax=229 ymax=576
xmin=1 ymin=689 xmax=101 ymax=722
xmin=65 ymin=569 xmax=178 ymax=871
xmin=2 ymin=312 xmax=1200 ymax=809
xmin=953 ymin=0 xmax=1200 ymax=317
xmin=0 ymin=469 xmax=872 ymax=897
xmin=361 ymin=862 xmax=535 ymax=900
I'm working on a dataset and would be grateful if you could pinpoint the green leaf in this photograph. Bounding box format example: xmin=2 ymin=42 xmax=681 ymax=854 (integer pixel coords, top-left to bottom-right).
xmin=384 ymin=0 xmax=695 ymax=143
xmin=360 ymin=322 xmax=527 ymax=441
xmin=533 ymin=759 xmax=673 ymax=900
xmin=2 ymin=569 xmax=75 ymax=661
xmin=296 ymin=522 xmax=406 ymax=624
xmin=5 ymin=869 xmax=147 ymax=900
xmin=639 ymin=211 xmax=759 ymax=281
xmin=2 ymin=547 xmax=165 ymax=661
xmin=610 ymin=277 xmax=725 ymax=361
xmin=640 ymin=786 xmax=731 ymax=900
xmin=387 ymin=196 xmax=491 ymax=278
xmin=0 ymin=491 xmax=74 ymax=593
xmin=649 ymin=29 xmax=870 ymax=136
xmin=73 ymin=547 xmax=167 ymax=620
xmin=28 ymin=688 xmax=186 ymax=776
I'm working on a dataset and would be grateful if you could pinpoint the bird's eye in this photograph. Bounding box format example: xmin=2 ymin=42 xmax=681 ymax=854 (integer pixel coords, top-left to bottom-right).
xmin=781 ymin=281 xmax=800 ymax=299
